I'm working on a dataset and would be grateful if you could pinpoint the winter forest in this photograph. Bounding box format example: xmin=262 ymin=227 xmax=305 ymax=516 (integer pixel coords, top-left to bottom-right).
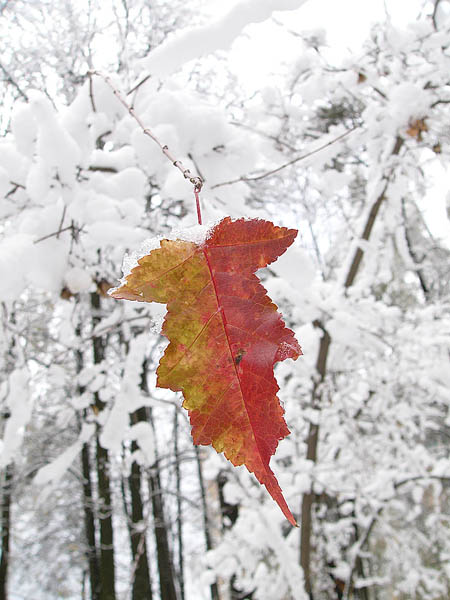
xmin=1 ymin=0 xmax=450 ymax=599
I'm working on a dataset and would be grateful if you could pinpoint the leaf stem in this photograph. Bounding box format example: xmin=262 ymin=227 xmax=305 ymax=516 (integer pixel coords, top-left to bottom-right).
xmin=195 ymin=188 xmax=202 ymax=225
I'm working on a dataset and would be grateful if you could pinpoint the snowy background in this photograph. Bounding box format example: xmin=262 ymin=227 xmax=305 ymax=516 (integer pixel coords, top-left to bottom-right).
xmin=1 ymin=1 xmax=449 ymax=599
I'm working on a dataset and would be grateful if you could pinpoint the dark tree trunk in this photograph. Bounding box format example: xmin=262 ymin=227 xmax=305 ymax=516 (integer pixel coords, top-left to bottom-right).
xmin=0 ymin=315 xmax=17 ymax=600
xmin=96 ymin=438 xmax=116 ymax=600
xmin=81 ymin=440 xmax=101 ymax=600
xmin=129 ymin=408 xmax=153 ymax=600
xmin=139 ymin=360 xmax=178 ymax=600
xmin=76 ymin=331 xmax=101 ymax=600
xmin=173 ymin=407 xmax=185 ymax=600
xmin=0 ymin=463 xmax=13 ymax=600
xmin=91 ymin=292 xmax=116 ymax=600
xmin=148 ymin=466 xmax=178 ymax=600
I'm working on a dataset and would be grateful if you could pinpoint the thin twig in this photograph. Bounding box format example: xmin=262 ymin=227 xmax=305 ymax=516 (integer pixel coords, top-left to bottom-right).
xmin=89 ymin=71 xmax=203 ymax=192
xmin=127 ymin=74 xmax=151 ymax=96
xmin=56 ymin=206 xmax=67 ymax=239
xmin=6 ymin=181 xmax=25 ymax=198
xmin=34 ymin=222 xmax=83 ymax=244
xmin=0 ymin=61 xmax=29 ymax=102
xmin=430 ymin=97 xmax=450 ymax=108
xmin=230 ymin=120 xmax=299 ymax=152
xmin=211 ymin=126 xmax=358 ymax=188
xmin=88 ymin=72 xmax=97 ymax=112
xmin=187 ymin=152 xmax=206 ymax=184
xmin=88 ymin=165 xmax=118 ymax=173
xmin=432 ymin=0 xmax=443 ymax=29
xmin=34 ymin=226 xmax=74 ymax=244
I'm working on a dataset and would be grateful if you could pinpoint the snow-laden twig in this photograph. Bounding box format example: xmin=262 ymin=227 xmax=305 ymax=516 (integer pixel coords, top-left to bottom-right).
xmin=211 ymin=126 xmax=358 ymax=188
xmin=89 ymin=71 xmax=203 ymax=192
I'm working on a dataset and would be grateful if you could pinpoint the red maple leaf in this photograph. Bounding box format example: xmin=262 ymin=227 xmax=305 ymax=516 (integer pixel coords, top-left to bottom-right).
xmin=111 ymin=217 xmax=302 ymax=525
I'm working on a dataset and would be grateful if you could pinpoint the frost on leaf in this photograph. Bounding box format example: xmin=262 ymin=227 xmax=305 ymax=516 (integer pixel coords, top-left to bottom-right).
xmin=110 ymin=217 xmax=302 ymax=525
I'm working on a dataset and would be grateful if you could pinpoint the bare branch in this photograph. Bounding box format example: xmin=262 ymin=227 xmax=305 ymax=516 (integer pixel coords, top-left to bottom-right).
xmin=430 ymin=97 xmax=450 ymax=108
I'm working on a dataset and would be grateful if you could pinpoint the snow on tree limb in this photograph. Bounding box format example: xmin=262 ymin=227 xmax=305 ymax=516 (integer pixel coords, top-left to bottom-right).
xmin=0 ymin=370 xmax=32 ymax=467
xmin=140 ymin=0 xmax=309 ymax=77
xmin=33 ymin=424 xmax=95 ymax=487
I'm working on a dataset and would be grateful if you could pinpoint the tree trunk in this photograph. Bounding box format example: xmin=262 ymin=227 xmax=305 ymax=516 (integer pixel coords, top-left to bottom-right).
xmin=96 ymin=438 xmax=116 ymax=600
xmin=173 ymin=407 xmax=185 ymax=600
xmin=195 ymin=447 xmax=219 ymax=600
xmin=148 ymin=466 xmax=178 ymax=600
xmin=128 ymin=408 xmax=153 ymax=600
xmin=300 ymin=323 xmax=330 ymax=599
xmin=299 ymin=137 xmax=403 ymax=598
xmin=81 ymin=440 xmax=101 ymax=600
xmin=76 ymin=330 xmax=101 ymax=600
xmin=0 ymin=463 xmax=13 ymax=600
xmin=91 ymin=292 xmax=116 ymax=600
xmin=0 ymin=315 xmax=17 ymax=600
xmin=139 ymin=360 xmax=178 ymax=600
xmin=217 ymin=472 xmax=244 ymax=600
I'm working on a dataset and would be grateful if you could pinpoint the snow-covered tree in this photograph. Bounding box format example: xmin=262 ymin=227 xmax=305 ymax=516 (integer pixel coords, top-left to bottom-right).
xmin=1 ymin=1 xmax=449 ymax=600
